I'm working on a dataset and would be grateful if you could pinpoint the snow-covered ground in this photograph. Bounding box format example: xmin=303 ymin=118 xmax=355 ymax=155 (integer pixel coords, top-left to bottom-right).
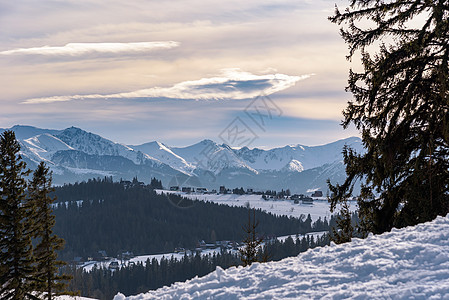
xmin=157 ymin=190 xmax=357 ymax=221
xmin=129 ymin=248 xmax=238 ymax=265
xmin=114 ymin=214 xmax=449 ymax=299
xmin=81 ymin=249 xmax=234 ymax=272
xmin=81 ymin=259 xmax=119 ymax=273
xmin=276 ymin=231 xmax=328 ymax=243
xmin=81 ymin=230 xmax=329 ymax=273
xmin=128 ymin=230 xmax=328 ymax=266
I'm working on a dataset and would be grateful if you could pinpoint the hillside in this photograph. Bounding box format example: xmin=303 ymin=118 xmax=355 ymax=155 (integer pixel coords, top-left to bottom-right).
xmin=114 ymin=214 xmax=449 ymax=299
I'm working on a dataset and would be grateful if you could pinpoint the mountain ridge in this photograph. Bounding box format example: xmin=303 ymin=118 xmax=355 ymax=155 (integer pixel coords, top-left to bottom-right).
xmin=0 ymin=125 xmax=363 ymax=193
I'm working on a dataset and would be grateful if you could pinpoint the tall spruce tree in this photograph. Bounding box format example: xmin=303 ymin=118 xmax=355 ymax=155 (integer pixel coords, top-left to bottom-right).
xmin=0 ymin=130 xmax=34 ymax=299
xmin=239 ymin=209 xmax=263 ymax=266
xmin=328 ymin=0 xmax=449 ymax=236
xmin=28 ymin=162 xmax=70 ymax=299
xmin=330 ymin=198 xmax=354 ymax=244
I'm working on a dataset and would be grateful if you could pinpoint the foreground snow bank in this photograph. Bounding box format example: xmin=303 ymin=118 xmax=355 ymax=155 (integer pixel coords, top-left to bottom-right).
xmin=115 ymin=214 xmax=449 ymax=299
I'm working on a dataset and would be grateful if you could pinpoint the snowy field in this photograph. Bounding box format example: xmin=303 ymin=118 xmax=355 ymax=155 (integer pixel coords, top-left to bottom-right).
xmin=128 ymin=230 xmax=328 ymax=266
xmin=82 ymin=231 xmax=329 ymax=273
xmin=156 ymin=190 xmax=357 ymax=221
xmin=276 ymin=231 xmax=328 ymax=243
xmin=129 ymin=248 xmax=238 ymax=265
xmin=114 ymin=214 xmax=449 ymax=299
xmin=81 ymin=249 xmax=237 ymax=273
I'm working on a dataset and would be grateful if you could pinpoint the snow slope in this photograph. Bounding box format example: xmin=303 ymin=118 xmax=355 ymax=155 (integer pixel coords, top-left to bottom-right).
xmin=0 ymin=125 xmax=61 ymax=140
xmin=234 ymin=137 xmax=363 ymax=172
xmin=131 ymin=141 xmax=194 ymax=174
xmin=156 ymin=191 xmax=356 ymax=221
xmin=55 ymin=127 xmax=160 ymax=166
xmin=171 ymin=140 xmax=255 ymax=174
xmin=115 ymin=214 xmax=449 ymax=299
xmin=20 ymin=133 xmax=74 ymax=162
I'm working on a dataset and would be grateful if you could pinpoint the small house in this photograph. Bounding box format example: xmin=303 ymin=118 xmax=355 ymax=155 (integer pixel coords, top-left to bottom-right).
xmin=196 ymin=187 xmax=208 ymax=193
xmin=311 ymin=191 xmax=323 ymax=197
xmin=301 ymin=196 xmax=314 ymax=204
xmin=182 ymin=187 xmax=193 ymax=193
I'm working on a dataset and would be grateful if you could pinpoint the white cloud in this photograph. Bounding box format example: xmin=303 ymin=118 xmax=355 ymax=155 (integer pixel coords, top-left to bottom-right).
xmin=0 ymin=0 xmax=353 ymax=147
xmin=0 ymin=41 xmax=179 ymax=56
xmin=23 ymin=69 xmax=312 ymax=104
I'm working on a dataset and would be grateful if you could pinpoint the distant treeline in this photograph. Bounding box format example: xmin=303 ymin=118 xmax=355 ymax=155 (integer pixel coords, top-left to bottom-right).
xmin=66 ymin=233 xmax=330 ymax=300
xmin=52 ymin=178 xmax=335 ymax=261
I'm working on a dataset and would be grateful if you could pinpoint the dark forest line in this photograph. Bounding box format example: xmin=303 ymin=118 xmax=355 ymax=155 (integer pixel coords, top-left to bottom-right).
xmin=52 ymin=178 xmax=334 ymax=261
xmin=66 ymin=233 xmax=331 ymax=300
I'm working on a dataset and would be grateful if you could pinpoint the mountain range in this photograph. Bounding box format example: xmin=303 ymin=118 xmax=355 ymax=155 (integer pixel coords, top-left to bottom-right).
xmin=0 ymin=125 xmax=364 ymax=194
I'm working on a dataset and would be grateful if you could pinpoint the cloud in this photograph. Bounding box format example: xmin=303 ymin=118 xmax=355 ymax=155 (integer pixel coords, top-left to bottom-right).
xmin=0 ymin=41 xmax=179 ymax=56
xmin=22 ymin=69 xmax=312 ymax=104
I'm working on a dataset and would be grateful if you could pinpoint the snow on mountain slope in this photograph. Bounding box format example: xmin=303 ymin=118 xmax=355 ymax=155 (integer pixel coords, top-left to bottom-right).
xmin=20 ymin=133 xmax=74 ymax=161
xmin=55 ymin=127 xmax=161 ymax=166
xmin=0 ymin=125 xmax=61 ymax=140
xmin=115 ymin=214 xmax=449 ymax=300
xmin=234 ymin=136 xmax=363 ymax=171
xmin=171 ymin=139 xmax=256 ymax=174
xmin=131 ymin=141 xmax=194 ymax=174
xmin=26 ymin=133 xmax=73 ymax=152
xmin=280 ymin=159 xmax=304 ymax=172
xmin=2 ymin=125 xmax=362 ymax=190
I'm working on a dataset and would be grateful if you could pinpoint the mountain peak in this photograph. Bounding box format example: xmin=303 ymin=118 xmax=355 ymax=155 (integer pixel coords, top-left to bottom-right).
xmin=281 ymin=159 xmax=304 ymax=172
xmin=10 ymin=125 xmax=363 ymax=192
xmin=2 ymin=125 xmax=61 ymax=140
xmin=62 ymin=126 xmax=88 ymax=134
xmin=199 ymin=139 xmax=216 ymax=145
xmin=131 ymin=140 xmax=194 ymax=174
xmin=11 ymin=124 xmax=39 ymax=130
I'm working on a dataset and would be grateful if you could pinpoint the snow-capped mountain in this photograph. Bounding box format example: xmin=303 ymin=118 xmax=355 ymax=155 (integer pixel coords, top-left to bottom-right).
xmin=20 ymin=133 xmax=74 ymax=163
xmin=55 ymin=127 xmax=160 ymax=166
xmin=0 ymin=125 xmax=61 ymax=140
xmin=130 ymin=141 xmax=194 ymax=174
xmin=280 ymin=159 xmax=304 ymax=172
xmin=1 ymin=125 xmax=181 ymax=185
xmin=0 ymin=125 xmax=363 ymax=193
xmin=234 ymin=137 xmax=362 ymax=172
xmin=170 ymin=140 xmax=257 ymax=174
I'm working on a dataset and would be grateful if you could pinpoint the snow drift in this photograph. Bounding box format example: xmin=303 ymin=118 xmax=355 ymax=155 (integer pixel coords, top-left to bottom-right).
xmin=115 ymin=214 xmax=449 ymax=299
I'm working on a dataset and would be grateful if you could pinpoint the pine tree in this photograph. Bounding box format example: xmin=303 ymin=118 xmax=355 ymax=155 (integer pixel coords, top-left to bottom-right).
xmin=28 ymin=162 xmax=71 ymax=299
xmin=328 ymin=0 xmax=449 ymax=235
xmin=0 ymin=130 xmax=33 ymax=299
xmin=149 ymin=177 xmax=163 ymax=190
xmin=239 ymin=209 xmax=263 ymax=266
xmin=330 ymin=199 xmax=354 ymax=244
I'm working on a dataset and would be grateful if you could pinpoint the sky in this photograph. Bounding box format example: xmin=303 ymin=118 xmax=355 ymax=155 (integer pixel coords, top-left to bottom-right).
xmin=0 ymin=0 xmax=359 ymax=148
